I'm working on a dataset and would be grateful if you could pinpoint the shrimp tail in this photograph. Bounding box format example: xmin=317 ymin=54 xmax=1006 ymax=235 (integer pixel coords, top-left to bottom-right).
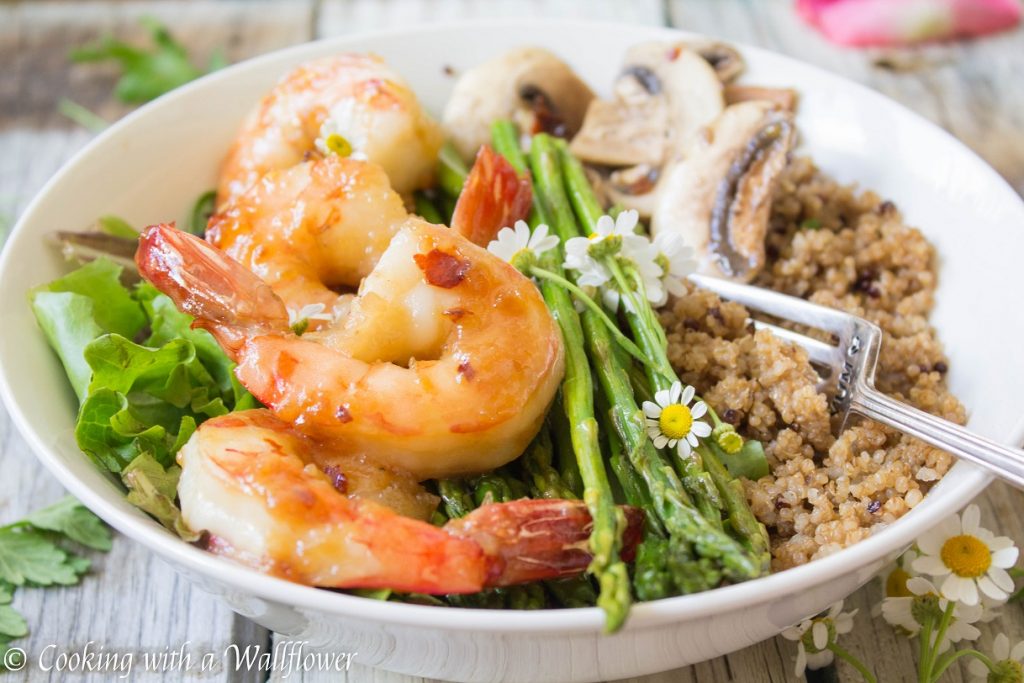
xmin=444 ymin=499 xmax=645 ymax=589
xmin=450 ymin=144 xmax=533 ymax=247
xmin=135 ymin=223 xmax=290 ymax=356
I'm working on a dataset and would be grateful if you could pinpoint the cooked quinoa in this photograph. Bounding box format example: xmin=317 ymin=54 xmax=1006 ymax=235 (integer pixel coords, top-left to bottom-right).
xmin=661 ymin=157 xmax=964 ymax=571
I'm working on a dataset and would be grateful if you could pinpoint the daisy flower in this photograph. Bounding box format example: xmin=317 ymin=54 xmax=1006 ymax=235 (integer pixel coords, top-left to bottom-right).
xmin=642 ymin=381 xmax=712 ymax=457
xmin=486 ymin=221 xmax=559 ymax=273
xmin=288 ymin=302 xmax=334 ymax=334
xmin=881 ymin=576 xmax=982 ymax=652
xmin=912 ymin=504 xmax=1019 ymax=606
xmin=968 ymin=633 xmax=1024 ymax=683
xmin=781 ymin=601 xmax=857 ymax=678
xmin=651 ymin=232 xmax=698 ymax=301
xmin=563 ymin=210 xmax=646 ymax=287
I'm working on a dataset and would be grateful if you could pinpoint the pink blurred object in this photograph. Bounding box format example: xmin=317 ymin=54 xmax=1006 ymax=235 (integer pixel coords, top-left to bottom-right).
xmin=797 ymin=0 xmax=1022 ymax=46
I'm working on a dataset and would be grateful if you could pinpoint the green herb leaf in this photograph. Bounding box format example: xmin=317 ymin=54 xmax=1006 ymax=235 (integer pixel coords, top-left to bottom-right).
xmin=69 ymin=17 xmax=221 ymax=104
xmin=721 ymin=439 xmax=770 ymax=480
xmin=188 ymin=190 xmax=217 ymax=236
xmin=800 ymin=217 xmax=822 ymax=230
xmin=122 ymin=453 xmax=199 ymax=541
xmin=97 ymin=215 xmax=138 ymax=238
xmin=0 ymin=529 xmax=85 ymax=587
xmin=24 ymin=496 xmax=112 ymax=551
xmin=0 ymin=605 xmax=27 ymax=640
xmin=57 ymin=98 xmax=109 ymax=133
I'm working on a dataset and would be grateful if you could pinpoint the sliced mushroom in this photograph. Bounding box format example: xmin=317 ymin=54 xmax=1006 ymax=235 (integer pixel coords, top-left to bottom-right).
xmin=725 ymin=84 xmax=799 ymax=111
xmin=688 ymin=41 xmax=746 ymax=83
xmin=651 ymin=101 xmax=796 ymax=281
xmin=442 ymin=47 xmax=595 ymax=160
xmin=570 ymin=41 xmax=725 ymax=217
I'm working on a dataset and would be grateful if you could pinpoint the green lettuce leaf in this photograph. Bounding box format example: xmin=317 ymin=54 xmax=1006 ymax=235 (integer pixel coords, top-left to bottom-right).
xmin=122 ymin=453 xmax=199 ymax=541
xmin=28 ymin=259 xmax=146 ymax=400
xmin=32 ymin=259 xmax=257 ymax=539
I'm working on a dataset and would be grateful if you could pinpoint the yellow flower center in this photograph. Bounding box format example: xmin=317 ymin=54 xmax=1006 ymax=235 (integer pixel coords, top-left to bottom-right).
xmin=659 ymin=404 xmax=693 ymax=440
xmin=885 ymin=567 xmax=914 ymax=598
xmin=940 ymin=534 xmax=991 ymax=578
xmin=325 ymin=133 xmax=353 ymax=157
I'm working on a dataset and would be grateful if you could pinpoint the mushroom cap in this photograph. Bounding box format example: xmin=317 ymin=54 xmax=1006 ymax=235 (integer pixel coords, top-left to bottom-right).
xmin=570 ymin=42 xmax=725 ymax=218
xmin=652 ymin=100 xmax=796 ymax=282
xmin=441 ymin=47 xmax=595 ymax=160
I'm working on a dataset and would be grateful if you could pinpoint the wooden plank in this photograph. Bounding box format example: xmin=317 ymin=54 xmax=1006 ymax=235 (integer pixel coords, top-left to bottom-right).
xmin=1 ymin=0 xmax=316 ymax=131
xmin=316 ymin=0 xmax=666 ymax=37
xmin=0 ymin=1 xmax=315 ymax=680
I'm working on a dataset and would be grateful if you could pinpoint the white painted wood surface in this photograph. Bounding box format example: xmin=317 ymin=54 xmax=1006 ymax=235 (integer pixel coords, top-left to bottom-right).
xmin=0 ymin=1 xmax=1021 ymax=681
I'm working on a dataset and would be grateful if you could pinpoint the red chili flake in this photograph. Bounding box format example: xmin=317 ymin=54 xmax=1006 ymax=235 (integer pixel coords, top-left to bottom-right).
xmin=458 ymin=360 xmax=476 ymax=381
xmin=666 ymin=45 xmax=682 ymax=61
xmin=414 ymin=249 xmax=470 ymax=288
xmin=444 ymin=307 xmax=471 ymax=322
xmin=322 ymin=465 xmax=348 ymax=493
xmin=335 ymin=404 xmax=353 ymax=423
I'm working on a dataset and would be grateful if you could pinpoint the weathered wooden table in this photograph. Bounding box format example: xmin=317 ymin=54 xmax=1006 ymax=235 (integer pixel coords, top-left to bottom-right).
xmin=1 ymin=1 xmax=1022 ymax=681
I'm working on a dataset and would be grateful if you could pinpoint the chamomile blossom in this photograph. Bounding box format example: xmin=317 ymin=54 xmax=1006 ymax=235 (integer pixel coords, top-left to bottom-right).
xmin=315 ymin=101 xmax=367 ymax=159
xmin=487 ymin=221 xmax=559 ymax=273
xmin=651 ymin=232 xmax=698 ymax=299
xmin=968 ymin=634 xmax=1024 ymax=683
xmin=642 ymin=381 xmax=711 ymax=457
xmin=912 ymin=504 xmax=1019 ymax=606
xmin=880 ymin=576 xmax=982 ymax=652
xmin=781 ymin=601 xmax=857 ymax=678
xmin=563 ymin=210 xmax=645 ymax=287
xmin=288 ymin=302 xmax=334 ymax=334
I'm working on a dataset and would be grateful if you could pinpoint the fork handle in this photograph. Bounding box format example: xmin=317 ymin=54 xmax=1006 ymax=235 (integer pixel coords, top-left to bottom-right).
xmin=852 ymin=386 xmax=1024 ymax=489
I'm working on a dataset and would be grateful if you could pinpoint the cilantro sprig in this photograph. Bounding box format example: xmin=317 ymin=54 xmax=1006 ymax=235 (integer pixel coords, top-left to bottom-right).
xmin=69 ymin=16 xmax=226 ymax=105
xmin=0 ymin=497 xmax=111 ymax=666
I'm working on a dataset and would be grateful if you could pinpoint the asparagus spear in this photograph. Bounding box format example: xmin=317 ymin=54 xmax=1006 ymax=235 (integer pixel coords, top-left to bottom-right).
xmin=520 ymin=428 xmax=578 ymax=500
xmin=530 ymin=134 xmax=758 ymax=584
xmin=438 ymin=141 xmax=469 ymax=198
xmin=413 ymin=190 xmax=444 ymax=223
xmin=438 ymin=478 xmax=475 ymax=519
xmin=487 ymin=128 xmax=631 ymax=631
xmin=557 ymin=141 xmax=770 ymax=574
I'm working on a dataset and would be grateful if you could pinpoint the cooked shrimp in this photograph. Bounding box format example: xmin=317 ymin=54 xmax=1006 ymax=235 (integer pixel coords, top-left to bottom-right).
xmin=137 ymin=221 xmax=565 ymax=479
xmin=207 ymin=156 xmax=410 ymax=323
xmin=218 ymin=54 xmax=442 ymax=207
xmin=180 ymin=410 xmax=643 ymax=592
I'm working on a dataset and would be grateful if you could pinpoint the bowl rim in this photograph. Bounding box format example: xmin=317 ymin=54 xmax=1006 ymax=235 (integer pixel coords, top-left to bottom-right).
xmin=1 ymin=17 xmax=1018 ymax=634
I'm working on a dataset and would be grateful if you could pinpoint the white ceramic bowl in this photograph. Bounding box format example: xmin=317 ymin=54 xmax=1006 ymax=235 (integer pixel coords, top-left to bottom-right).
xmin=2 ymin=19 xmax=1024 ymax=683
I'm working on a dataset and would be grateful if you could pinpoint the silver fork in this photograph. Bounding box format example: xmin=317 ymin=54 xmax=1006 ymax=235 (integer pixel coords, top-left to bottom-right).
xmin=689 ymin=273 xmax=1024 ymax=489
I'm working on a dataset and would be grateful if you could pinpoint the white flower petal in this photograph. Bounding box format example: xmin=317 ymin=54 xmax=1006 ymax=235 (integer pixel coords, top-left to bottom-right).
xmin=1010 ymin=640 xmax=1024 ymax=662
xmin=654 ymin=389 xmax=671 ymax=408
xmin=987 ymin=566 xmax=1015 ymax=592
xmin=912 ymin=555 xmax=950 ymax=577
xmin=691 ymin=420 xmax=712 ymax=438
xmin=811 ymin=621 xmax=828 ymax=650
xmin=680 ymin=384 xmax=695 ymax=405
xmin=991 ymin=545 xmax=1019 ymax=568
xmin=653 ymin=434 xmax=668 ymax=449
xmin=642 ymin=402 xmax=662 ymax=419
xmin=677 ymin=440 xmax=692 ymax=458
xmin=794 ymin=645 xmax=807 ymax=678
xmin=690 ymin=401 xmax=707 ymax=419
xmin=993 ymin=633 xmax=1010 ymax=660
xmin=595 ymin=214 xmax=615 ymax=237
xmin=669 ymin=382 xmax=683 ymax=404
xmin=906 ymin=577 xmax=935 ymax=595
xmin=961 ymin=504 xmax=981 ymax=535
